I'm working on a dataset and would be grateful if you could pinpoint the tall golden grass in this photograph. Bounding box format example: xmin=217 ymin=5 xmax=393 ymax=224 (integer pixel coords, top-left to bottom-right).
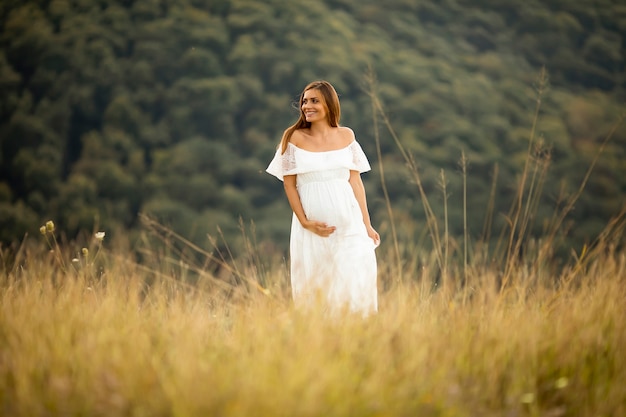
xmin=1 ymin=227 xmax=625 ymax=417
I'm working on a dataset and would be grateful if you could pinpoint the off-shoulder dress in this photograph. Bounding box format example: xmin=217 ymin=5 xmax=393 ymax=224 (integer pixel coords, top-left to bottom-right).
xmin=266 ymin=140 xmax=378 ymax=315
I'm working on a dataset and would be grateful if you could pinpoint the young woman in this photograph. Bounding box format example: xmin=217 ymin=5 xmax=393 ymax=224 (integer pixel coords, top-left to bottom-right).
xmin=266 ymin=80 xmax=380 ymax=316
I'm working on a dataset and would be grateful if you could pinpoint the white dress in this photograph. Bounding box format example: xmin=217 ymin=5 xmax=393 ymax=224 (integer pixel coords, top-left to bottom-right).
xmin=267 ymin=140 xmax=378 ymax=316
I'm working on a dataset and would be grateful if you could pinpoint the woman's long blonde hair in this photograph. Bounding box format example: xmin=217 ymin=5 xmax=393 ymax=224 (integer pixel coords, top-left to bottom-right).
xmin=279 ymin=80 xmax=341 ymax=154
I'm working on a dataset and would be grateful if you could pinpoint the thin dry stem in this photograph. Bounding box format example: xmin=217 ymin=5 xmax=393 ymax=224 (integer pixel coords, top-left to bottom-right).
xmin=502 ymin=67 xmax=548 ymax=286
xmin=542 ymin=109 xmax=626 ymax=253
xmin=460 ymin=151 xmax=469 ymax=280
xmin=439 ymin=169 xmax=449 ymax=283
xmin=366 ymin=89 xmax=444 ymax=272
xmin=365 ymin=69 xmax=403 ymax=281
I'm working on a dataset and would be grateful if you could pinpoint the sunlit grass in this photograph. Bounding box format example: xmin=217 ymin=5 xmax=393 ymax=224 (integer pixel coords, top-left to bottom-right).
xmin=1 ymin=232 xmax=625 ymax=417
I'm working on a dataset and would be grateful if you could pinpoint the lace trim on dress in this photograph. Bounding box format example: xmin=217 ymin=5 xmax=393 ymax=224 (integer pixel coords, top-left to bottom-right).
xmin=349 ymin=141 xmax=370 ymax=172
xmin=266 ymin=140 xmax=371 ymax=181
xmin=281 ymin=141 xmax=298 ymax=173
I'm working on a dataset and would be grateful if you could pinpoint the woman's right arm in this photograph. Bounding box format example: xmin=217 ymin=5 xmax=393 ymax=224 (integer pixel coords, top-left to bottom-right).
xmin=283 ymin=175 xmax=336 ymax=237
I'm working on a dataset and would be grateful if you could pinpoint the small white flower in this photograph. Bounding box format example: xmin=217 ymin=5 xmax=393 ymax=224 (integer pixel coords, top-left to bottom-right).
xmin=94 ymin=231 xmax=106 ymax=240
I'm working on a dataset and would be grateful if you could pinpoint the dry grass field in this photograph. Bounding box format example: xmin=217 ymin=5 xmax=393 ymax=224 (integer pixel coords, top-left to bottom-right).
xmin=1 ymin=221 xmax=625 ymax=417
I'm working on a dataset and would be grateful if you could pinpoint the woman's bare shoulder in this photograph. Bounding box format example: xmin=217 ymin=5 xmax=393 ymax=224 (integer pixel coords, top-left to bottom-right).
xmin=338 ymin=126 xmax=356 ymax=144
xmin=289 ymin=128 xmax=307 ymax=147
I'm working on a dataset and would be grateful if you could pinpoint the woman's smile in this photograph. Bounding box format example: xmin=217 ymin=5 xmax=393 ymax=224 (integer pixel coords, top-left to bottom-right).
xmin=302 ymin=90 xmax=327 ymax=122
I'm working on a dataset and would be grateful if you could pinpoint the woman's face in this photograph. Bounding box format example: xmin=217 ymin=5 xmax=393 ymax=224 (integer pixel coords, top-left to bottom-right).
xmin=301 ymin=88 xmax=328 ymax=124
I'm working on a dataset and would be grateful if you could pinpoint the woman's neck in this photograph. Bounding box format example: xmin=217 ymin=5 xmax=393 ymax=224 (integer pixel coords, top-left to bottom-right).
xmin=308 ymin=122 xmax=334 ymax=140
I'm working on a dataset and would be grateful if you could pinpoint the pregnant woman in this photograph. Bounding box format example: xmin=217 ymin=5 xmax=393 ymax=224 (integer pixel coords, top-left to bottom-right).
xmin=266 ymin=80 xmax=380 ymax=316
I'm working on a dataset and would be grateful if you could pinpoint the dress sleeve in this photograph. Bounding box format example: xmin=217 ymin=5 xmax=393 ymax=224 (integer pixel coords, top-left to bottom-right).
xmin=266 ymin=144 xmax=297 ymax=181
xmin=349 ymin=141 xmax=372 ymax=173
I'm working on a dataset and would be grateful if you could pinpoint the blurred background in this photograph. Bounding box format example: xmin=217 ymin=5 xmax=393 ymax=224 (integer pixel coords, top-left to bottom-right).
xmin=0 ymin=0 xmax=624 ymax=258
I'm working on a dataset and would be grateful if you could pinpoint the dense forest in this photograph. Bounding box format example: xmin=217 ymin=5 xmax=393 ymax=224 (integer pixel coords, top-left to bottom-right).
xmin=0 ymin=0 xmax=624 ymax=259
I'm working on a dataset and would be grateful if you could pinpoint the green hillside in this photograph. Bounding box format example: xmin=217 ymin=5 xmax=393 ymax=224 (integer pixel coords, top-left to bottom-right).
xmin=1 ymin=0 xmax=624 ymax=258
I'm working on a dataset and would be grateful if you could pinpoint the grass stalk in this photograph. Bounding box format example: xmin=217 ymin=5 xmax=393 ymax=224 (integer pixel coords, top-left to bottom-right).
xmin=365 ymin=69 xmax=403 ymax=282
xmin=499 ymin=67 xmax=548 ymax=288
xmin=438 ymin=169 xmax=449 ymax=286
xmin=460 ymin=151 xmax=469 ymax=281
xmin=479 ymin=163 xmax=498 ymax=264
xmin=365 ymin=86 xmax=444 ymax=273
xmin=540 ymin=109 xmax=626 ymax=260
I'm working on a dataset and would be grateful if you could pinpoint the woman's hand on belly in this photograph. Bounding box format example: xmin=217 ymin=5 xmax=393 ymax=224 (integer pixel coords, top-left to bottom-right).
xmin=302 ymin=219 xmax=336 ymax=237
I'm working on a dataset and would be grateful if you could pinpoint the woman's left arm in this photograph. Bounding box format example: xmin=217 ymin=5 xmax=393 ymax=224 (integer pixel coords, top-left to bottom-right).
xmin=349 ymin=170 xmax=380 ymax=246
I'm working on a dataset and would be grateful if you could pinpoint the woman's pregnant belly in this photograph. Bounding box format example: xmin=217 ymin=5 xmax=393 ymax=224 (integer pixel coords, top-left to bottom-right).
xmin=299 ymin=180 xmax=359 ymax=231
